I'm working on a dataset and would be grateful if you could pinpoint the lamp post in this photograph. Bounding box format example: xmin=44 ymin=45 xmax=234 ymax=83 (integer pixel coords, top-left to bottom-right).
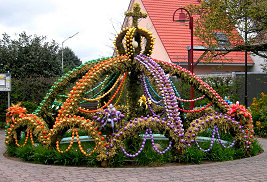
xmin=61 ymin=32 xmax=79 ymax=74
xmin=173 ymin=8 xmax=194 ymax=109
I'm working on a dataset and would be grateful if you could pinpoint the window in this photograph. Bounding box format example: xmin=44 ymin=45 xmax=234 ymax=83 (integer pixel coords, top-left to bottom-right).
xmin=214 ymin=32 xmax=231 ymax=46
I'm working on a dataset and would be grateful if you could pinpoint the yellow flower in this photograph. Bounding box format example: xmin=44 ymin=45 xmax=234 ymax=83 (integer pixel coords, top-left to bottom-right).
xmin=256 ymin=121 xmax=261 ymax=126
xmin=138 ymin=95 xmax=152 ymax=109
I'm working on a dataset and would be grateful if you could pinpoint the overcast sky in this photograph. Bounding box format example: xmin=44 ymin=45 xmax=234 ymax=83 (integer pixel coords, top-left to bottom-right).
xmin=0 ymin=0 xmax=130 ymax=62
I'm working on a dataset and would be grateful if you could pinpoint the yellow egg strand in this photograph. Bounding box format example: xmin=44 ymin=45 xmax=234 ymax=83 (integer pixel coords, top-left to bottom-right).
xmin=114 ymin=77 xmax=126 ymax=106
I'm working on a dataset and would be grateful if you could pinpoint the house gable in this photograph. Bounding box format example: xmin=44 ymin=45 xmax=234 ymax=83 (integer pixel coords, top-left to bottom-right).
xmin=122 ymin=0 xmax=254 ymax=74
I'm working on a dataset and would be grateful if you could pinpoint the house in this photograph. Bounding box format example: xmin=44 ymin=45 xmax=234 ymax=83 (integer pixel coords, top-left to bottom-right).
xmin=120 ymin=0 xmax=256 ymax=75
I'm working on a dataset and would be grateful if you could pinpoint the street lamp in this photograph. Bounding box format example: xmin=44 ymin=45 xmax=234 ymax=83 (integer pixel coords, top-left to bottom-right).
xmin=61 ymin=32 xmax=79 ymax=74
xmin=173 ymin=8 xmax=194 ymax=109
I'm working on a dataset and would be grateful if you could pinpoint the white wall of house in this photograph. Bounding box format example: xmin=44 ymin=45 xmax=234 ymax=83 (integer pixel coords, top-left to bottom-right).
xmin=250 ymin=52 xmax=266 ymax=72
xmin=123 ymin=0 xmax=171 ymax=63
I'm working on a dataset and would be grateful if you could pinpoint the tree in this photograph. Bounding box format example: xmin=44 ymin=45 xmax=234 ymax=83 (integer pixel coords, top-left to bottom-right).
xmin=58 ymin=47 xmax=82 ymax=73
xmin=187 ymin=0 xmax=267 ymax=59
xmin=0 ymin=32 xmax=61 ymax=78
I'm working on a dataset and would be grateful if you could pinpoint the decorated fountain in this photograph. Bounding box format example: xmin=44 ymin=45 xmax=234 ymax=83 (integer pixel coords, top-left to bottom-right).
xmin=5 ymin=3 xmax=254 ymax=166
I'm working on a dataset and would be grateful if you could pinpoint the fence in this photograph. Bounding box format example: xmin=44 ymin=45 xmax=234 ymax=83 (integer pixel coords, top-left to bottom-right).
xmin=232 ymin=72 xmax=267 ymax=106
xmin=199 ymin=72 xmax=267 ymax=106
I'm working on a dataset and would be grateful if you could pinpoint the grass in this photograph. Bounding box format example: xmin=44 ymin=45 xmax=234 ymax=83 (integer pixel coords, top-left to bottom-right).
xmin=5 ymin=135 xmax=263 ymax=167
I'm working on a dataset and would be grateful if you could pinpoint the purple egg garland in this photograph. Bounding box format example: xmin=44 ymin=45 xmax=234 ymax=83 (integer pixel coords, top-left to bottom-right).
xmin=121 ymin=128 xmax=172 ymax=157
xmin=141 ymin=73 xmax=165 ymax=117
xmin=135 ymin=54 xmax=183 ymax=135
xmin=142 ymin=74 xmax=162 ymax=105
xmin=215 ymin=126 xmax=236 ymax=148
xmin=120 ymin=129 xmax=149 ymax=157
xmin=195 ymin=125 xmax=237 ymax=152
xmin=110 ymin=54 xmax=251 ymax=159
xmin=149 ymin=129 xmax=172 ymax=154
xmin=195 ymin=125 xmax=217 ymax=152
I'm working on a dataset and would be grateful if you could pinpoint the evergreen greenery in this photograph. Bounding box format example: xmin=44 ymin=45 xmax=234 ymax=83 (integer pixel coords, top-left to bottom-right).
xmin=6 ymin=136 xmax=263 ymax=167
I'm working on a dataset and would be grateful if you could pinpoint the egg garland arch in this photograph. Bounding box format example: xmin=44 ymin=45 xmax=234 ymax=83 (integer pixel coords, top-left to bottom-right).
xmin=5 ymin=3 xmax=255 ymax=165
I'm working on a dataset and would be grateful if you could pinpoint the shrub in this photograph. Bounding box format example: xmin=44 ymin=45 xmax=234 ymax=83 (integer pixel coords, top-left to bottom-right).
xmin=0 ymin=121 xmax=6 ymax=129
xmin=0 ymin=77 xmax=56 ymax=122
xmin=32 ymin=146 xmax=56 ymax=165
xmin=21 ymin=101 xmax=38 ymax=114
xmin=201 ymin=76 xmax=240 ymax=102
xmin=204 ymin=143 xmax=235 ymax=161
xmin=250 ymin=93 xmax=267 ymax=137
xmin=180 ymin=146 xmax=204 ymax=164
xmin=5 ymin=136 xmax=263 ymax=167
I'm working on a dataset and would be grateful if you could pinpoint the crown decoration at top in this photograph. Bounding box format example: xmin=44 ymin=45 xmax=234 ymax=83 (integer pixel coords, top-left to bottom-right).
xmin=114 ymin=3 xmax=155 ymax=59
xmin=125 ymin=3 xmax=147 ymax=28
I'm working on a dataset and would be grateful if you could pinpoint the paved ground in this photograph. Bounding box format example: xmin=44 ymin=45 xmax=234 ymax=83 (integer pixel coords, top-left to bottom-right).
xmin=0 ymin=130 xmax=266 ymax=182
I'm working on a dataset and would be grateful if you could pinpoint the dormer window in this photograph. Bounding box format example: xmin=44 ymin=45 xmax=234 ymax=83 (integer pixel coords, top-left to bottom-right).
xmin=214 ymin=32 xmax=231 ymax=47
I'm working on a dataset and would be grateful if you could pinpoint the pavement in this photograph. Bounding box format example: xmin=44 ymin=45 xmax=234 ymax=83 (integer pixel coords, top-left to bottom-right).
xmin=0 ymin=129 xmax=266 ymax=182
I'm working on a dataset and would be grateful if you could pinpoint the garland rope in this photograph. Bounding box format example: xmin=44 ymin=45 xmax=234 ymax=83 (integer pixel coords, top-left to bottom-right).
xmin=56 ymin=129 xmax=98 ymax=156
xmin=120 ymin=129 xmax=149 ymax=157
xmin=14 ymin=129 xmax=34 ymax=147
xmin=56 ymin=129 xmax=76 ymax=153
xmin=83 ymin=73 xmax=118 ymax=101
xmin=145 ymin=77 xmax=162 ymax=99
xmin=176 ymin=95 xmax=206 ymax=102
xmin=177 ymin=102 xmax=213 ymax=113
xmin=195 ymin=125 xmax=236 ymax=152
xmin=144 ymin=77 xmax=162 ymax=105
xmin=75 ymin=130 xmax=98 ymax=157
xmin=83 ymin=73 xmax=122 ymax=102
xmin=78 ymin=71 xmax=128 ymax=113
xmin=114 ymin=76 xmax=126 ymax=106
xmin=169 ymin=77 xmax=184 ymax=109
xmin=85 ymin=74 xmax=113 ymax=95
xmin=142 ymin=73 xmax=165 ymax=117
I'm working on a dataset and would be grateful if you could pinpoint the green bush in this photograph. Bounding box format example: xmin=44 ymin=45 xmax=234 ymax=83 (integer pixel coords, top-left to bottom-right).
xmin=21 ymin=101 xmax=38 ymax=114
xmin=180 ymin=146 xmax=204 ymax=164
xmin=5 ymin=137 xmax=263 ymax=167
xmin=250 ymin=93 xmax=267 ymax=137
xmin=204 ymin=143 xmax=235 ymax=161
xmin=249 ymin=139 xmax=264 ymax=157
xmin=0 ymin=121 xmax=6 ymax=129
xmin=15 ymin=144 xmax=35 ymax=161
xmin=0 ymin=77 xmax=56 ymax=122
xmin=6 ymin=145 xmax=17 ymax=157
xmin=32 ymin=146 xmax=56 ymax=165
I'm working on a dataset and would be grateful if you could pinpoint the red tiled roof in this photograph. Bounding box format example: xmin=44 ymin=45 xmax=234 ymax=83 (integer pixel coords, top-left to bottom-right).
xmin=140 ymin=0 xmax=253 ymax=64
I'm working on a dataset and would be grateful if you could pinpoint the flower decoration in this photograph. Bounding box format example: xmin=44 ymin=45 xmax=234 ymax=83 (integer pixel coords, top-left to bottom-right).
xmin=93 ymin=104 xmax=125 ymax=130
xmin=138 ymin=95 xmax=152 ymax=109
xmin=228 ymin=101 xmax=251 ymax=118
xmin=6 ymin=103 xmax=27 ymax=123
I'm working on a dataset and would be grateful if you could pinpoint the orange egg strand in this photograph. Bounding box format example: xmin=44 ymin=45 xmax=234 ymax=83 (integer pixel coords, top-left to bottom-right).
xmin=75 ymin=130 xmax=98 ymax=157
xmin=56 ymin=129 xmax=99 ymax=157
xmin=56 ymin=129 xmax=76 ymax=153
xmin=29 ymin=130 xmax=35 ymax=146
xmin=14 ymin=129 xmax=34 ymax=147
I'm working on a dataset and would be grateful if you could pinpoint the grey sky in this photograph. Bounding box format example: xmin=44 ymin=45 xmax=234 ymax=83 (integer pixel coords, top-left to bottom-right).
xmin=0 ymin=0 xmax=130 ymax=62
